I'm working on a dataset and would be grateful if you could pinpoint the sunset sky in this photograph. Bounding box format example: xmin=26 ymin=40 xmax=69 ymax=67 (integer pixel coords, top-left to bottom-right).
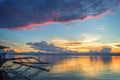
xmin=0 ymin=0 xmax=120 ymax=53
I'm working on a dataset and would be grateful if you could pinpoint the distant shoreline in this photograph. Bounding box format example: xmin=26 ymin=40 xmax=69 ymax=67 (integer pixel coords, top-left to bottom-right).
xmin=11 ymin=52 xmax=120 ymax=56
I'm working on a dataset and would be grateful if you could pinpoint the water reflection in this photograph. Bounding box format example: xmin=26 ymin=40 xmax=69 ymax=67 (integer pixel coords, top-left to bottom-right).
xmin=51 ymin=56 xmax=104 ymax=77
xmin=90 ymin=55 xmax=112 ymax=64
xmin=14 ymin=55 xmax=120 ymax=80
xmin=40 ymin=55 xmax=120 ymax=80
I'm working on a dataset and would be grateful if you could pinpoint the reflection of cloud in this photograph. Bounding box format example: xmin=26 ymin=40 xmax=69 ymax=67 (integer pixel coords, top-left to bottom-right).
xmin=0 ymin=0 xmax=120 ymax=30
xmin=51 ymin=56 xmax=120 ymax=77
xmin=110 ymin=56 xmax=120 ymax=73
xmin=51 ymin=57 xmax=104 ymax=76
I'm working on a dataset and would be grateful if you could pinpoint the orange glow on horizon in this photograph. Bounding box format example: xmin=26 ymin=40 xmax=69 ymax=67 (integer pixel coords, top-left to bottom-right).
xmin=51 ymin=37 xmax=120 ymax=53
xmin=14 ymin=48 xmax=37 ymax=53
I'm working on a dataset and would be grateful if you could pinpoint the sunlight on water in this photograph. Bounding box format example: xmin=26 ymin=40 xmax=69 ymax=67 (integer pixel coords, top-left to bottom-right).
xmin=9 ymin=55 xmax=120 ymax=80
xmin=51 ymin=56 xmax=103 ymax=76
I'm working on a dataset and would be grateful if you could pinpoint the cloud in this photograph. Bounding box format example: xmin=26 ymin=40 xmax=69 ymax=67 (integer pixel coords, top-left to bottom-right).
xmin=27 ymin=41 xmax=73 ymax=53
xmin=81 ymin=34 xmax=101 ymax=43
xmin=50 ymin=35 xmax=120 ymax=52
xmin=99 ymin=47 xmax=111 ymax=53
xmin=27 ymin=38 xmax=120 ymax=53
xmin=51 ymin=35 xmax=104 ymax=52
xmin=115 ymin=44 xmax=120 ymax=47
xmin=0 ymin=0 xmax=120 ymax=30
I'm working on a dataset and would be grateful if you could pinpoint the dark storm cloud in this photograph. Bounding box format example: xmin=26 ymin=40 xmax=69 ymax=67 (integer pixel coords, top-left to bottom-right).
xmin=0 ymin=0 xmax=120 ymax=30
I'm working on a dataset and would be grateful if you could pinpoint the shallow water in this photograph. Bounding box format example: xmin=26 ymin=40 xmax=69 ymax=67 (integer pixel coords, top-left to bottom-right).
xmin=5 ymin=55 xmax=120 ymax=80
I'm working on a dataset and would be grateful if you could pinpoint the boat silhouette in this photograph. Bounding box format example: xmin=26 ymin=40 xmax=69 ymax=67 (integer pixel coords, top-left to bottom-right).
xmin=0 ymin=45 xmax=50 ymax=80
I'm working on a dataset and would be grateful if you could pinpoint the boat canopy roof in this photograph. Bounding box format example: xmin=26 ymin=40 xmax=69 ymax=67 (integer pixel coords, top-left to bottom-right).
xmin=0 ymin=45 xmax=9 ymax=49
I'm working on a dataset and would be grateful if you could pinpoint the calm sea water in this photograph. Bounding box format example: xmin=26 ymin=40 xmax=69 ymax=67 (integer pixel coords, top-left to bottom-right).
xmin=5 ymin=55 xmax=120 ymax=80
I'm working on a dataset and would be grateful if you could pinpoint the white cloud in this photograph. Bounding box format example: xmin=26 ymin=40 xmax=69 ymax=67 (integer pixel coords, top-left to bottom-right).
xmin=81 ymin=34 xmax=101 ymax=43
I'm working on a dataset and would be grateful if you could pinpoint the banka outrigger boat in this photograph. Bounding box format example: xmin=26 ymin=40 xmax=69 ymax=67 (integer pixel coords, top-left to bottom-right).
xmin=0 ymin=45 xmax=50 ymax=80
